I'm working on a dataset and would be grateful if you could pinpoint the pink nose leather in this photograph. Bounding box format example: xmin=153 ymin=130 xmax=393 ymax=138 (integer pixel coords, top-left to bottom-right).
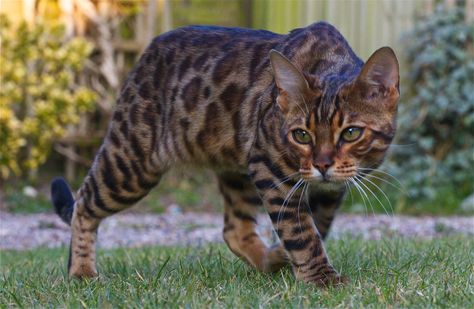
xmin=314 ymin=156 xmax=334 ymax=175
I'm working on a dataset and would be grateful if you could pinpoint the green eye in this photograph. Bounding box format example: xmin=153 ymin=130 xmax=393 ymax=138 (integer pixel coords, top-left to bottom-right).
xmin=292 ymin=129 xmax=312 ymax=144
xmin=341 ymin=127 xmax=363 ymax=142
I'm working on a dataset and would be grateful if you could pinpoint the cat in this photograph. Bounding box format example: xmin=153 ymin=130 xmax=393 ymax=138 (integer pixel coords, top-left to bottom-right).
xmin=51 ymin=21 xmax=399 ymax=286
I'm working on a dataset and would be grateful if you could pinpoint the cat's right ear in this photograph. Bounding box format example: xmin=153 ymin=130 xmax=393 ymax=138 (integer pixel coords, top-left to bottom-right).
xmin=269 ymin=50 xmax=310 ymax=113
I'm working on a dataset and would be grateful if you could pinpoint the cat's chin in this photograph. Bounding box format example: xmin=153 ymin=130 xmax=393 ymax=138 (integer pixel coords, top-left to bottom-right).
xmin=308 ymin=180 xmax=345 ymax=192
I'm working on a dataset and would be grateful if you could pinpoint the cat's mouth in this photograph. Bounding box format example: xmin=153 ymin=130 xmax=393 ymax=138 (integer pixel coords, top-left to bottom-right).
xmin=299 ymin=167 xmax=352 ymax=184
xmin=299 ymin=168 xmax=331 ymax=182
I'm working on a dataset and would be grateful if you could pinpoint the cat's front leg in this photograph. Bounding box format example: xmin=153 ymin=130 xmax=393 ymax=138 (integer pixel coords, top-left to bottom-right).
xmin=250 ymin=170 xmax=345 ymax=286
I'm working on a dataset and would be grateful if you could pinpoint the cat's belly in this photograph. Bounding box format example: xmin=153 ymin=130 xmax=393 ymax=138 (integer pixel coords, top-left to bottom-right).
xmin=159 ymin=129 xmax=253 ymax=171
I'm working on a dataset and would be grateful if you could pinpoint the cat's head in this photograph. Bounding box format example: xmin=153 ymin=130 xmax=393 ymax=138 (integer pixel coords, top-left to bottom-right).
xmin=270 ymin=48 xmax=399 ymax=186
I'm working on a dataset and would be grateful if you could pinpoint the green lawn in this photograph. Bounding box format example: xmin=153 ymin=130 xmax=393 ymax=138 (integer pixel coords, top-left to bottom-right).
xmin=1 ymin=237 xmax=473 ymax=308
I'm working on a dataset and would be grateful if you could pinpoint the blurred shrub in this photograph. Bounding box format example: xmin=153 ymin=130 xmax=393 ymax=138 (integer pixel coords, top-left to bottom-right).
xmin=393 ymin=6 xmax=474 ymax=202
xmin=0 ymin=15 xmax=96 ymax=179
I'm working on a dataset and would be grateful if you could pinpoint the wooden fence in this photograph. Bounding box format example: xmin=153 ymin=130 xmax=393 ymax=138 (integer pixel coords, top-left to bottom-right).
xmin=253 ymin=0 xmax=473 ymax=60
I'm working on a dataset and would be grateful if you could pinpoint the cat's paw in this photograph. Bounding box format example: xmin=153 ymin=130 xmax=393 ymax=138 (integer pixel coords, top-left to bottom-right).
xmin=308 ymin=273 xmax=349 ymax=288
xmin=69 ymin=264 xmax=98 ymax=279
xmin=261 ymin=245 xmax=290 ymax=272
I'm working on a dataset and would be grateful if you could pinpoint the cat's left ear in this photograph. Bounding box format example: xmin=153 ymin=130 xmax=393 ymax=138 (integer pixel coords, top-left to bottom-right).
xmin=269 ymin=50 xmax=310 ymax=114
xmin=351 ymin=47 xmax=400 ymax=109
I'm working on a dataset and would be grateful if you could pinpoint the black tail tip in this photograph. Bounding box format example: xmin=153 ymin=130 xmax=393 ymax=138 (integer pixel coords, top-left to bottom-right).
xmin=51 ymin=177 xmax=75 ymax=224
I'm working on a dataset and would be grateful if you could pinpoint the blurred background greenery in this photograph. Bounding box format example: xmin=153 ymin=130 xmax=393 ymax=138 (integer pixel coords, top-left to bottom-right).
xmin=0 ymin=0 xmax=473 ymax=215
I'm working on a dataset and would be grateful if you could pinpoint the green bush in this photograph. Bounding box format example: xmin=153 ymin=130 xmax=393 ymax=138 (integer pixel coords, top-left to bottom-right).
xmin=0 ymin=15 xmax=96 ymax=179
xmin=392 ymin=6 xmax=474 ymax=203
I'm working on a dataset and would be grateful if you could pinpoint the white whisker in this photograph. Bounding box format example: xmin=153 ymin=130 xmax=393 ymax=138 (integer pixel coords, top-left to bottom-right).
xmin=344 ymin=180 xmax=354 ymax=207
xmin=358 ymin=174 xmax=395 ymax=215
xmin=388 ymin=143 xmax=418 ymax=147
xmin=277 ymin=179 xmax=304 ymax=228
xmin=262 ymin=172 xmax=300 ymax=199
xmin=349 ymin=177 xmax=371 ymax=217
xmin=358 ymin=167 xmax=404 ymax=188
xmin=355 ymin=177 xmax=376 ymax=217
xmin=297 ymin=93 xmax=310 ymax=116
xmin=358 ymin=171 xmax=406 ymax=194
xmin=297 ymin=181 xmax=308 ymax=232
xmin=356 ymin=175 xmax=393 ymax=216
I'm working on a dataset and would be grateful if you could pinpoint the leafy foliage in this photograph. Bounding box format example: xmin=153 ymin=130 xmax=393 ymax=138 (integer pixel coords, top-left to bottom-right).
xmin=392 ymin=6 xmax=474 ymax=202
xmin=0 ymin=15 xmax=96 ymax=179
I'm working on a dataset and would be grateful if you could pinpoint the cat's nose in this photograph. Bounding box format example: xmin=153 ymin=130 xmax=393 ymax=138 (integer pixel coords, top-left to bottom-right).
xmin=314 ymin=157 xmax=334 ymax=176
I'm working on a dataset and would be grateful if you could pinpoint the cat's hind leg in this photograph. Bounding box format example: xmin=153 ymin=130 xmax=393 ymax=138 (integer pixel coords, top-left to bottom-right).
xmin=52 ymin=125 xmax=164 ymax=278
xmin=217 ymin=172 xmax=288 ymax=273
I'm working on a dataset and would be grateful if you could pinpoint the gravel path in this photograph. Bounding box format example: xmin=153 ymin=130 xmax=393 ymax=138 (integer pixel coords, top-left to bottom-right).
xmin=0 ymin=211 xmax=472 ymax=250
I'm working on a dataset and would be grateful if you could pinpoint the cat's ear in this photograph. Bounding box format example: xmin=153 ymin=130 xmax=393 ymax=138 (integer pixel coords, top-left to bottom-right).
xmin=269 ymin=50 xmax=310 ymax=113
xmin=353 ymin=47 xmax=400 ymax=109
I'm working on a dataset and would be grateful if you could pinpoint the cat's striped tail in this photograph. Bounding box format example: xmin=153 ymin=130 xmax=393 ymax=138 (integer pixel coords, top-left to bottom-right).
xmin=51 ymin=177 xmax=75 ymax=225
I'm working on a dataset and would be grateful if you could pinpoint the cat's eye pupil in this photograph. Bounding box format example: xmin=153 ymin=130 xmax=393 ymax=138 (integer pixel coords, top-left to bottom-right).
xmin=342 ymin=127 xmax=363 ymax=142
xmin=293 ymin=129 xmax=311 ymax=144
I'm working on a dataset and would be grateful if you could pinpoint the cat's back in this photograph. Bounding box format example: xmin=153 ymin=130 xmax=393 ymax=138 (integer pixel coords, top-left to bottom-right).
xmin=137 ymin=25 xmax=283 ymax=76
xmin=118 ymin=26 xmax=282 ymax=168
xmin=152 ymin=25 xmax=281 ymax=52
xmin=128 ymin=25 xmax=283 ymax=104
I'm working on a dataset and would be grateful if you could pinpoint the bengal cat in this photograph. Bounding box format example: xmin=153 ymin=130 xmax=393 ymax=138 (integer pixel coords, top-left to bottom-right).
xmin=51 ymin=22 xmax=399 ymax=286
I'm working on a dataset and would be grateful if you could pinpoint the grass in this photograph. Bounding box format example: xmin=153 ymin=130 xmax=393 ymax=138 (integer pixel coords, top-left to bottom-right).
xmin=1 ymin=237 xmax=473 ymax=308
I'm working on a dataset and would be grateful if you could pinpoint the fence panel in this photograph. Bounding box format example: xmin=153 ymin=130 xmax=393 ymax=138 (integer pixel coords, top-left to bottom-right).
xmin=252 ymin=0 xmax=434 ymax=60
